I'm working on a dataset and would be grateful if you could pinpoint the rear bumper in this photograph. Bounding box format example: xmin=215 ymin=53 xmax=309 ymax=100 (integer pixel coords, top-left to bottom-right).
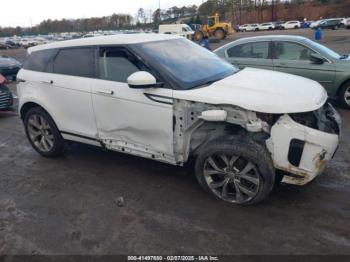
xmin=266 ymin=103 xmax=340 ymax=185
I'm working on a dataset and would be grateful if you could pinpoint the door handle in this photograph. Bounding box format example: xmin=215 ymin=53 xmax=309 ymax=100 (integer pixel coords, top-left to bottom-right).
xmin=41 ymin=80 xmax=54 ymax=84
xmin=97 ymin=90 xmax=114 ymax=95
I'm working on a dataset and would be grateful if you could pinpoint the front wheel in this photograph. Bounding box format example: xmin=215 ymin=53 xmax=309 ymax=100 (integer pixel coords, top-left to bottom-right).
xmin=214 ymin=29 xmax=225 ymax=40
xmin=24 ymin=107 xmax=65 ymax=157
xmin=195 ymin=137 xmax=275 ymax=205
xmin=338 ymin=82 xmax=350 ymax=109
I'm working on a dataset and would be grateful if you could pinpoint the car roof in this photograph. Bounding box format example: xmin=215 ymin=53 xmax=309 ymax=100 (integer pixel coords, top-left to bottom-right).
xmin=230 ymin=35 xmax=308 ymax=43
xmin=28 ymin=33 xmax=181 ymax=54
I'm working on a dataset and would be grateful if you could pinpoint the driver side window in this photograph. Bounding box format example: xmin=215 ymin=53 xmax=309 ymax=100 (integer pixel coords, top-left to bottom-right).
xmin=99 ymin=48 xmax=141 ymax=83
xmin=274 ymin=42 xmax=315 ymax=61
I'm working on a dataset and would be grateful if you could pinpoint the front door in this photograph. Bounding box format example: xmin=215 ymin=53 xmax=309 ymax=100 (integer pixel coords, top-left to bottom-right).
xmin=91 ymin=47 xmax=175 ymax=163
xmin=225 ymin=41 xmax=273 ymax=70
xmin=272 ymin=41 xmax=336 ymax=90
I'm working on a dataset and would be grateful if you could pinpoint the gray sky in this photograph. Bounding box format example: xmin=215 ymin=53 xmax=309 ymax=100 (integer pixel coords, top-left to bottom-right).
xmin=1 ymin=0 xmax=203 ymax=27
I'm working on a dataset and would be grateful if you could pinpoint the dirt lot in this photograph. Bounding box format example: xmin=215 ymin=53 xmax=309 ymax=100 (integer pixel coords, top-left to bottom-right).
xmin=0 ymin=29 xmax=350 ymax=256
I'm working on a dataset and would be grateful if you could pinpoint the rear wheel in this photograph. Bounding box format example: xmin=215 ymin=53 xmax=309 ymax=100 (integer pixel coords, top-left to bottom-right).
xmin=195 ymin=137 xmax=275 ymax=205
xmin=24 ymin=107 xmax=64 ymax=157
xmin=338 ymin=82 xmax=350 ymax=109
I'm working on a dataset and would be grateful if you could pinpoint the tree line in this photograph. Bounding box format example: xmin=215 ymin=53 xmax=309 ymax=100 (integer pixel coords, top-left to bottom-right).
xmin=0 ymin=0 xmax=348 ymax=37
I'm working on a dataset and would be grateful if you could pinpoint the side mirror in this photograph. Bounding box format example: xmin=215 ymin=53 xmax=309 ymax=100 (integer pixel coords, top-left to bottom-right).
xmin=127 ymin=71 xmax=159 ymax=89
xmin=310 ymin=53 xmax=325 ymax=64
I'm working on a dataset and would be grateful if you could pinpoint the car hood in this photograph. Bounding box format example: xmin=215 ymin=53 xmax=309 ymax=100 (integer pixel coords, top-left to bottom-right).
xmin=173 ymin=67 xmax=327 ymax=114
xmin=0 ymin=56 xmax=21 ymax=68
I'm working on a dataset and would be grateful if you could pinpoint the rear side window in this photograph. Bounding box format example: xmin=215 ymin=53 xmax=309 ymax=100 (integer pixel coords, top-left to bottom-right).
xmin=53 ymin=48 xmax=94 ymax=78
xmin=227 ymin=42 xmax=269 ymax=59
xmin=23 ymin=49 xmax=57 ymax=72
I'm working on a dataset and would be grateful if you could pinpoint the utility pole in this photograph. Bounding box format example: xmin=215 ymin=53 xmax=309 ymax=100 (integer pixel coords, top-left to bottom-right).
xmin=158 ymin=0 xmax=161 ymax=22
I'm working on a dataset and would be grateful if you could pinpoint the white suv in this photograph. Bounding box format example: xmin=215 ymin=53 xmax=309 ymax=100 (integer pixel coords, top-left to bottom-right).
xmin=280 ymin=20 xmax=301 ymax=29
xmin=258 ymin=22 xmax=276 ymax=31
xmin=239 ymin=24 xmax=259 ymax=32
xmin=17 ymin=34 xmax=341 ymax=205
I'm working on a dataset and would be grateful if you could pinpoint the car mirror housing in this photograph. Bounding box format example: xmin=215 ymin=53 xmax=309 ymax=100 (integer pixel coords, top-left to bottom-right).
xmin=310 ymin=53 xmax=325 ymax=64
xmin=127 ymin=71 xmax=158 ymax=89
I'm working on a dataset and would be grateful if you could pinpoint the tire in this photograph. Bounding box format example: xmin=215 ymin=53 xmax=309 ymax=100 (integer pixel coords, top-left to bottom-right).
xmin=338 ymin=82 xmax=350 ymax=109
xmin=24 ymin=107 xmax=64 ymax=157
xmin=294 ymin=26 xmax=298 ymax=29
xmin=214 ymin=29 xmax=225 ymax=40
xmin=194 ymin=137 xmax=275 ymax=205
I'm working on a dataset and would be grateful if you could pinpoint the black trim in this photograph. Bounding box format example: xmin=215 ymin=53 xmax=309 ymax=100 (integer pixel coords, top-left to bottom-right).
xmin=144 ymin=93 xmax=173 ymax=105
xmin=60 ymin=131 xmax=98 ymax=142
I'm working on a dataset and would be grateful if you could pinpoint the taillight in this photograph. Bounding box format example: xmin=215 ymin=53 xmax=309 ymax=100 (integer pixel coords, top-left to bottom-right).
xmin=0 ymin=74 xmax=6 ymax=85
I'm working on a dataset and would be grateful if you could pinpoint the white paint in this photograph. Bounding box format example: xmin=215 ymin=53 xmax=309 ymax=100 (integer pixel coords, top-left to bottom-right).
xmin=28 ymin=34 xmax=181 ymax=54
xmin=173 ymin=67 xmax=328 ymax=114
xmin=266 ymin=114 xmax=339 ymax=185
xmin=127 ymin=71 xmax=156 ymax=87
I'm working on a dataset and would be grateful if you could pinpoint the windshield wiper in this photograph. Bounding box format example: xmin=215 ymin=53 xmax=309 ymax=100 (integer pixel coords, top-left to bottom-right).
xmin=340 ymin=54 xmax=349 ymax=59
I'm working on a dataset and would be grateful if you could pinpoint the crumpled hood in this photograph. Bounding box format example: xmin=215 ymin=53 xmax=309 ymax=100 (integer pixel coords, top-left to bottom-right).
xmin=173 ymin=67 xmax=328 ymax=114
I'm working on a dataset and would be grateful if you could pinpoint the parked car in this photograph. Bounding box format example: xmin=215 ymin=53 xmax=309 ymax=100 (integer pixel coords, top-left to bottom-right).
xmin=0 ymin=55 xmax=22 ymax=80
xmin=239 ymin=24 xmax=259 ymax=32
xmin=0 ymin=41 xmax=10 ymax=49
xmin=258 ymin=22 xmax=276 ymax=31
xmin=310 ymin=20 xmax=324 ymax=29
xmin=275 ymin=21 xmax=285 ymax=30
xmin=317 ymin=19 xmax=343 ymax=30
xmin=0 ymin=74 xmax=13 ymax=111
xmin=17 ymin=34 xmax=340 ymax=205
xmin=280 ymin=21 xmax=301 ymax=29
xmin=214 ymin=35 xmax=350 ymax=109
xmin=346 ymin=18 xmax=350 ymax=29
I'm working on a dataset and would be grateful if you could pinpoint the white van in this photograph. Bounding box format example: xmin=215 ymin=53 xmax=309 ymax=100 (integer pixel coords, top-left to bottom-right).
xmin=159 ymin=24 xmax=194 ymax=39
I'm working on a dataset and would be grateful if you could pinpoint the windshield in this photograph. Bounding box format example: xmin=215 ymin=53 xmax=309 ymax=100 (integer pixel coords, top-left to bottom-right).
xmin=306 ymin=39 xmax=340 ymax=59
xmin=132 ymin=39 xmax=237 ymax=90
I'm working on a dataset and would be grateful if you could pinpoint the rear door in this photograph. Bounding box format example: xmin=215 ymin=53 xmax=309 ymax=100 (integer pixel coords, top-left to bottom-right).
xmin=225 ymin=41 xmax=273 ymax=70
xmin=272 ymin=41 xmax=336 ymax=90
xmin=45 ymin=47 xmax=98 ymax=141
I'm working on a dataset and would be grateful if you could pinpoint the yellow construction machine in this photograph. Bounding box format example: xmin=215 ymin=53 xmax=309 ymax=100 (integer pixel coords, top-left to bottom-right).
xmin=194 ymin=14 xmax=234 ymax=42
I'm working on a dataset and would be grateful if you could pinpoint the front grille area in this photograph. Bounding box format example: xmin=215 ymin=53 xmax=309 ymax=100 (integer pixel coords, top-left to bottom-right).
xmin=0 ymin=86 xmax=13 ymax=110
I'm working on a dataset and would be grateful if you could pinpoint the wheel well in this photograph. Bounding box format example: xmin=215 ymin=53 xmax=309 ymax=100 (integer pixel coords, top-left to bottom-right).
xmin=337 ymin=79 xmax=350 ymax=96
xmin=20 ymin=102 xmax=46 ymax=120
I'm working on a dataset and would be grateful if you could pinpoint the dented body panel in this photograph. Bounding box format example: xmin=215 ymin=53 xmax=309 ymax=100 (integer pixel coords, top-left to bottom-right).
xmin=266 ymin=109 xmax=340 ymax=185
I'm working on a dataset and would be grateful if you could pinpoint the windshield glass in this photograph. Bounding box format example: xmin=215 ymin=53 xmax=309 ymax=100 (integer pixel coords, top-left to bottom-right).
xmin=306 ymin=39 xmax=340 ymax=59
xmin=132 ymin=39 xmax=237 ymax=90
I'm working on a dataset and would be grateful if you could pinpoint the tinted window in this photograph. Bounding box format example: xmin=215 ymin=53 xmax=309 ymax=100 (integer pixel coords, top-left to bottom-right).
xmin=23 ymin=49 xmax=57 ymax=72
xmin=227 ymin=42 xmax=269 ymax=59
xmin=99 ymin=48 xmax=142 ymax=83
xmin=132 ymin=39 xmax=236 ymax=90
xmin=275 ymin=42 xmax=315 ymax=61
xmin=53 ymin=48 xmax=94 ymax=77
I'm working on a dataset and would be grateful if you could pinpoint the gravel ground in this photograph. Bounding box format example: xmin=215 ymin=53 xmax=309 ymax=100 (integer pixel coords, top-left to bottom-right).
xmin=0 ymin=29 xmax=350 ymax=255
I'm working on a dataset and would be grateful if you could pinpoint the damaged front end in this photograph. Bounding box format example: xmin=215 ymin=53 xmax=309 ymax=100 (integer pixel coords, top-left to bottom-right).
xmin=266 ymin=103 xmax=341 ymax=185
